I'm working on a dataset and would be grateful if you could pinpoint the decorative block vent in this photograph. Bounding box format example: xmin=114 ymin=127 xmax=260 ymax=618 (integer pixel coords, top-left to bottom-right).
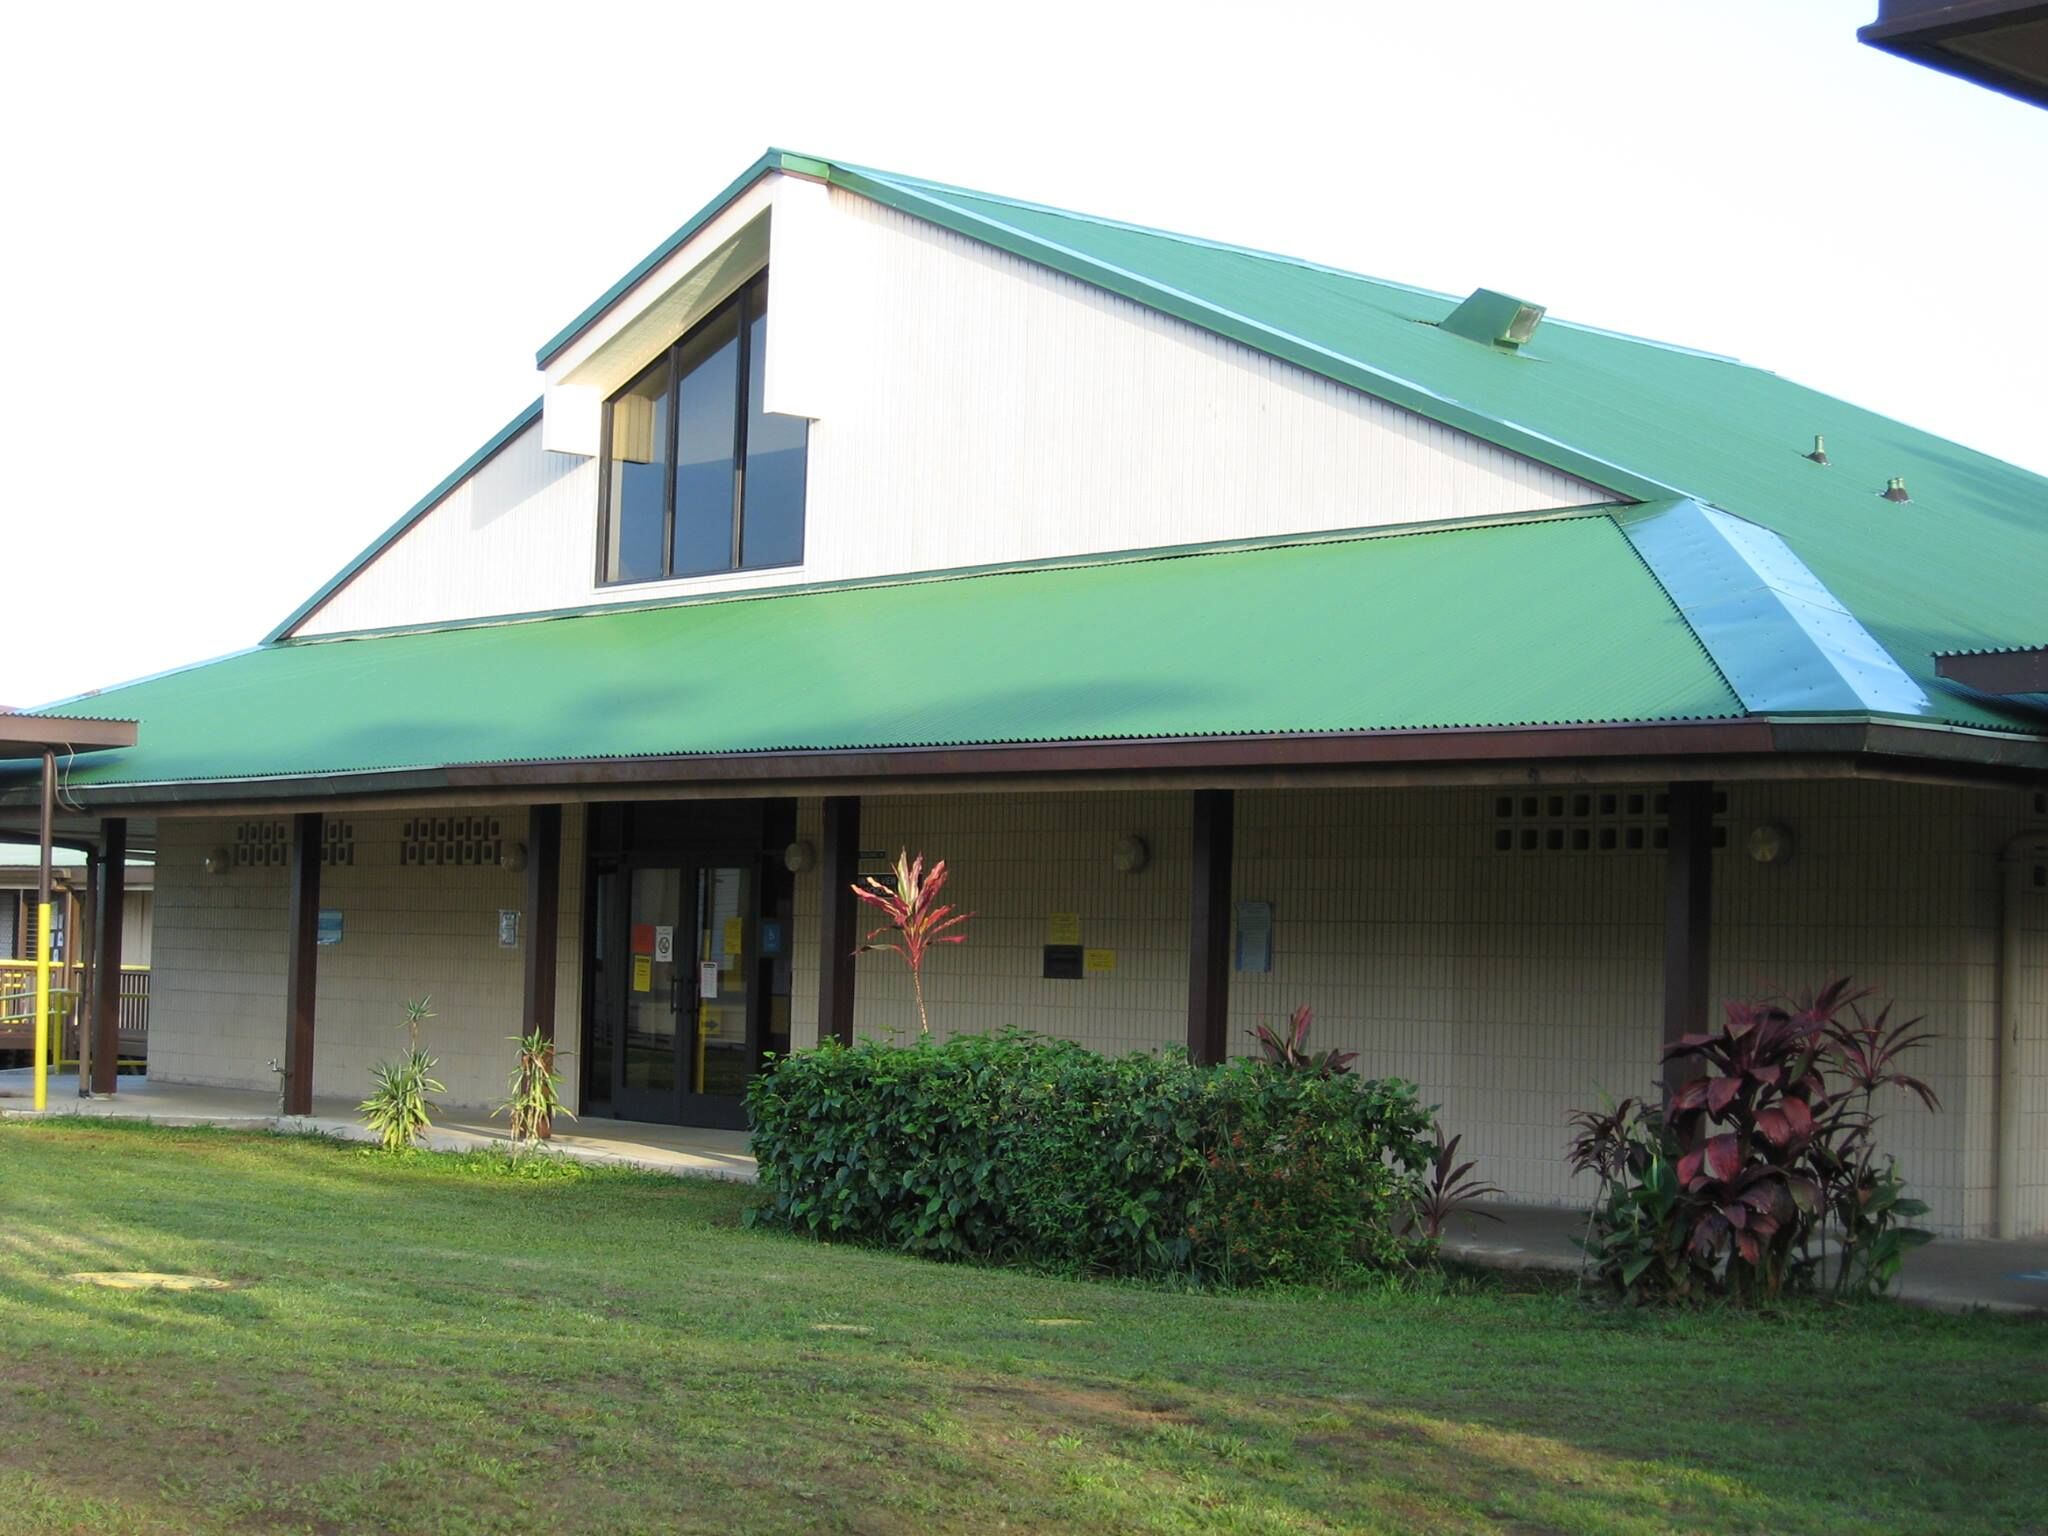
xmin=231 ymin=821 xmax=288 ymax=867
xmin=322 ymin=820 xmax=355 ymax=867
xmin=400 ymin=814 xmax=506 ymax=868
xmin=1490 ymin=789 xmax=1729 ymax=856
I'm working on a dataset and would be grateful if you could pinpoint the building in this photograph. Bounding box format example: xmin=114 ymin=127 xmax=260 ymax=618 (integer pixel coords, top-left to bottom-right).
xmin=1859 ymin=0 xmax=2048 ymax=107
xmin=0 ymin=841 xmax=154 ymax=1065
xmin=2 ymin=152 xmax=2043 ymax=1235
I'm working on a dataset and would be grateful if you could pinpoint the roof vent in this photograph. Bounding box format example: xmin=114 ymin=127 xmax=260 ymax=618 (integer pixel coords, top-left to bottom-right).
xmin=1881 ymin=477 xmax=1911 ymax=503
xmin=1805 ymin=434 xmax=1830 ymax=466
xmin=1439 ymin=288 xmax=1545 ymax=351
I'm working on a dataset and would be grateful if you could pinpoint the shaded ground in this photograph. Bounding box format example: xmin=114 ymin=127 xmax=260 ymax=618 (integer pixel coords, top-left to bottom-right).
xmin=1 ymin=1119 xmax=2043 ymax=1535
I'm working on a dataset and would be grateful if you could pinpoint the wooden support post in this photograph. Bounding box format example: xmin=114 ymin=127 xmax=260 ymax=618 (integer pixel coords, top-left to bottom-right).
xmin=91 ymin=820 xmax=127 ymax=1094
xmin=1187 ymin=788 xmax=1234 ymax=1065
xmin=1662 ymin=780 xmax=1714 ymax=1096
xmin=817 ymin=796 xmax=860 ymax=1048
xmin=522 ymin=804 xmax=562 ymax=1044
xmin=77 ymin=852 xmax=97 ymax=1096
xmin=283 ymin=811 xmax=322 ymax=1116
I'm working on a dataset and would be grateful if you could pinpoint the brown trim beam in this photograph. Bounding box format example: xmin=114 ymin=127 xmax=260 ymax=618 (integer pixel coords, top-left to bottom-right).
xmin=522 ymin=804 xmax=562 ymax=1043
xmin=1188 ymin=788 xmax=1233 ymax=1065
xmin=90 ymin=819 xmax=126 ymax=1094
xmin=9 ymin=718 xmax=2047 ymax=819
xmin=1935 ymin=648 xmax=2048 ymax=698
xmin=1661 ymin=781 xmax=1714 ymax=1095
xmin=817 ymin=797 xmax=860 ymax=1047
xmin=283 ymin=811 xmax=322 ymax=1116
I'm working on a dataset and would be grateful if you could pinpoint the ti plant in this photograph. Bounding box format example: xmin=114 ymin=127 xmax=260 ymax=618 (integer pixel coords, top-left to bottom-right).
xmin=360 ymin=996 xmax=444 ymax=1153
xmin=497 ymin=1029 xmax=573 ymax=1149
xmin=1248 ymin=1005 xmax=1358 ymax=1077
xmin=1571 ymin=978 xmax=1939 ymax=1305
xmin=1408 ymin=1127 xmax=1504 ymax=1241
xmin=850 ymin=851 xmax=974 ymax=1037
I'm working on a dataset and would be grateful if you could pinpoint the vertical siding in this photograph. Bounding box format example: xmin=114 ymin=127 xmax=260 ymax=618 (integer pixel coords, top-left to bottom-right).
xmin=293 ymin=188 xmax=1607 ymax=638
xmin=147 ymin=807 xmax=584 ymax=1112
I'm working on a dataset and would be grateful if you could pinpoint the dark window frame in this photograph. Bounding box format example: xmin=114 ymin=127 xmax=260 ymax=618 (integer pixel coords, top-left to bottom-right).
xmin=595 ymin=268 xmax=803 ymax=587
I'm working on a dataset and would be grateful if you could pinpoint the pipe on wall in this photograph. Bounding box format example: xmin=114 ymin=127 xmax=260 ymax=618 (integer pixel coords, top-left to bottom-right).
xmin=1998 ymin=826 xmax=2048 ymax=1238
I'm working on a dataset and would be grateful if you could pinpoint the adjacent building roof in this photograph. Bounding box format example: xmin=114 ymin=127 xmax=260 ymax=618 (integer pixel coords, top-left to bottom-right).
xmin=6 ymin=151 xmax=2045 ymax=804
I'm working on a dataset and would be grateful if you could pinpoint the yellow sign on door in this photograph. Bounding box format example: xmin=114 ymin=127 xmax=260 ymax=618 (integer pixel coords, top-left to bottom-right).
xmin=632 ymin=955 xmax=652 ymax=993
xmin=723 ymin=916 xmax=744 ymax=956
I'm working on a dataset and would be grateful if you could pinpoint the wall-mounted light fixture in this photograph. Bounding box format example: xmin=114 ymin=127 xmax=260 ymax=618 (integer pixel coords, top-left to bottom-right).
xmin=1113 ymin=835 xmax=1150 ymax=874
xmin=1746 ymin=823 xmax=1795 ymax=866
xmin=202 ymin=848 xmax=232 ymax=876
xmin=498 ymin=842 xmax=529 ymax=874
xmin=783 ymin=839 xmax=817 ymax=874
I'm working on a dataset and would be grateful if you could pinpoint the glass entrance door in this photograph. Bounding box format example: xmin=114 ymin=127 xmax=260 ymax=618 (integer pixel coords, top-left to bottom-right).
xmin=608 ymin=858 xmax=757 ymax=1128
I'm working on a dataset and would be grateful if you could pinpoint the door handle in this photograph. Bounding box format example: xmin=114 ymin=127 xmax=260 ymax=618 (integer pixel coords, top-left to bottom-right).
xmin=670 ymin=972 xmax=683 ymax=1014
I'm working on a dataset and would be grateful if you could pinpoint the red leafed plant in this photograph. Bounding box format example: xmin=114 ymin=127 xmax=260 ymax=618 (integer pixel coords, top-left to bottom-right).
xmin=851 ymin=850 xmax=974 ymax=1037
xmin=1248 ymin=1005 xmax=1358 ymax=1078
xmin=1576 ymin=977 xmax=1940 ymax=1304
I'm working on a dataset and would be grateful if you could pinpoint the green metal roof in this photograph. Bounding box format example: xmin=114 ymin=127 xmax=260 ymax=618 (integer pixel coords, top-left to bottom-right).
xmin=20 ymin=150 xmax=2043 ymax=801
xmin=17 ymin=516 xmax=1739 ymax=790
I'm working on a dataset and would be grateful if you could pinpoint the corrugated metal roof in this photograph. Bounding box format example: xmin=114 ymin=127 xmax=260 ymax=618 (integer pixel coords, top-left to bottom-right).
xmin=819 ymin=161 xmax=2048 ymax=735
xmin=22 ymin=517 xmax=1740 ymax=789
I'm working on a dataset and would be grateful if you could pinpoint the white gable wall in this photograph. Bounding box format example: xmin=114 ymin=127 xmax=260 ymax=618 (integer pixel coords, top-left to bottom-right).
xmin=295 ymin=180 xmax=1609 ymax=638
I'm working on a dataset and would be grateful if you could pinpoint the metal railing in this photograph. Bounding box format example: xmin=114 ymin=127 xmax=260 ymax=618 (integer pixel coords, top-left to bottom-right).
xmin=0 ymin=960 xmax=150 ymax=1069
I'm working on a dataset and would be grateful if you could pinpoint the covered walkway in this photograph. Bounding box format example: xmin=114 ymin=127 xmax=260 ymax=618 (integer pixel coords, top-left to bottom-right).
xmin=0 ymin=1069 xmax=755 ymax=1182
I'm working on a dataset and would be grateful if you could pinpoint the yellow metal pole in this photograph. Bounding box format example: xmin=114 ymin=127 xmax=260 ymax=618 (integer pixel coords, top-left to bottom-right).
xmin=33 ymin=903 xmax=51 ymax=1111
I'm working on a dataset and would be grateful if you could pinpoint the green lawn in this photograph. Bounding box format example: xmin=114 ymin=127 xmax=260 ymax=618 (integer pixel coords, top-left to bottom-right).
xmin=0 ymin=1122 xmax=2041 ymax=1535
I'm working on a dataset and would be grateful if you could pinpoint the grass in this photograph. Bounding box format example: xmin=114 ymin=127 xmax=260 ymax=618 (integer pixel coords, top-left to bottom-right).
xmin=0 ymin=1121 xmax=2042 ymax=1535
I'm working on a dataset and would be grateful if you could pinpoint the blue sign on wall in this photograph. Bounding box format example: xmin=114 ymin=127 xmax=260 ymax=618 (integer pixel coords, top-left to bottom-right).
xmin=316 ymin=909 xmax=344 ymax=946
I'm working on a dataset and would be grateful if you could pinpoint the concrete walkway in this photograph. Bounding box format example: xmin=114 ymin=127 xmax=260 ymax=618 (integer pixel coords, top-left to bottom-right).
xmin=0 ymin=1070 xmax=756 ymax=1182
xmin=1442 ymin=1200 xmax=2048 ymax=1317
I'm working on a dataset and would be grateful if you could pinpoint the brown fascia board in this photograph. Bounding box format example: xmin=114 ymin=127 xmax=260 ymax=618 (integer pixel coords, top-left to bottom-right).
xmin=3 ymin=718 xmax=2044 ymax=819
xmin=1859 ymin=0 xmax=2048 ymax=108
xmin=1935 ymin=647 xmax=2048 ymax=696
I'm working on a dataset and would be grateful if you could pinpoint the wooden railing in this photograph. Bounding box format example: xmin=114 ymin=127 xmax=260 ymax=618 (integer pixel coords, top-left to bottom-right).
xmin=0 ymin=961 xmax=150 ymax=1067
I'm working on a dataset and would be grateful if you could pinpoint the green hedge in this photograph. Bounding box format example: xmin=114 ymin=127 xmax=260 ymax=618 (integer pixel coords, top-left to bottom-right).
xmin=743 ymin=1032 xmax=1435 ymax=1286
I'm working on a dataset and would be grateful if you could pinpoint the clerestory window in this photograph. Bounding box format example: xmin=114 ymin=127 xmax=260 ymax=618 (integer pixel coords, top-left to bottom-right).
xmin=598 ymin=270 xmax=807 ymax=584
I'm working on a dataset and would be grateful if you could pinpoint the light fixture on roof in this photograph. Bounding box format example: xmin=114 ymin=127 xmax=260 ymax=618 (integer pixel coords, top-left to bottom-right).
xmin=202 ymin=847 xmax=231 ymax=877
xmin=1805 ymin=435 xmax=1830 ymax=466
xmin=1881 ymin=477 xmax=1912 ymax=503
xmin=1113 ymin=835 xmax=1150 ymax=875
xmin=1438 ymin=288 xmax=1545 ymax=352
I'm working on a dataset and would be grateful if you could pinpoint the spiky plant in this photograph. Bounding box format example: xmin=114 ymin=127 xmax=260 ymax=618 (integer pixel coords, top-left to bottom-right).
xmin=850 ymin=851 xmax=974 ymax=1037
xmin=360 ymin=996 xmax=443 ymax=1152
xmin=497 ymin=1029 xmax=573 ymax=1148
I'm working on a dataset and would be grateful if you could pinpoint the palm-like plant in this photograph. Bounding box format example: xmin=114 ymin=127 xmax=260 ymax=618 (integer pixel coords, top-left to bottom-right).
xmin=851 ymin=851 xmax=974 ymax=1036
xmin=497 ymin=1029 xmax=573 ymax=1149
xmin=360 ymin=996 xmax=443 ymax=1152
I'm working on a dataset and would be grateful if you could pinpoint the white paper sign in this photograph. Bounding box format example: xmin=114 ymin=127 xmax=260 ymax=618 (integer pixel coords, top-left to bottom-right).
xmin=654 ymin=925 xmax=675 ymax=962
xmin=698 ymin=960 xmax=719 ymax=1000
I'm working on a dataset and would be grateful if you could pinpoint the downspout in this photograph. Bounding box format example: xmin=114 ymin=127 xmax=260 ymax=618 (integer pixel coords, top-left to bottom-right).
xmin=1998 ymin=827 xmax=2048 ymax=1238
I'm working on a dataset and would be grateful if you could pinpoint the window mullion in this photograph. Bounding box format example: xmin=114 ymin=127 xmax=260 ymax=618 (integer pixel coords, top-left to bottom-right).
xmin=661 ymin=340 xmax=682 ymax=577
xmin=729 ymin=280 xmax=753 ymax=570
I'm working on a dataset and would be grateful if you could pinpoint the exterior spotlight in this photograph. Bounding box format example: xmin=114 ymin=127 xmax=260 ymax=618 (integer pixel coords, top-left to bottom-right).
xmin=1745 ymin=824 xmax=1794 ymax=866
xmin=202 ymin=848 xmax=232 ymax=876
xmin=1112 ymin=835 xmax=1150 ymax=874
xmin=499 ymin=842 xmax=529 ymax=874
xmin=783 ymin=839 xmax=817 ymax=874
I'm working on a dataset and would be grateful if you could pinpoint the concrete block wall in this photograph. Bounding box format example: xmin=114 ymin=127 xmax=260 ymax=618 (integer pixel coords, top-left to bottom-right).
xmin=783 ymin=780 xmax=2046 ymax=1237
xmin=148 ymin=808 xmax=584 ymax=1111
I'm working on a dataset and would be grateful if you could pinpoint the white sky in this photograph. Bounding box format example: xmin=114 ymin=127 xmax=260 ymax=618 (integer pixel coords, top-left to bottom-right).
xmin=3 ymin=0 xmax=2043 ymax=707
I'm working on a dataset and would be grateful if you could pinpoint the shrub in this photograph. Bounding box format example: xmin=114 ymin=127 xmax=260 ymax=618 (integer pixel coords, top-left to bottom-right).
xmin=744 ymin=1031 xmax=1434 ymax=1287
xmin=1569 ymin=979 xmax=1937 ymax=1304
xmin=1247 ymin=1004 xmax=1358 ymax=1076
xmin=360 ymin=997 xmax=444 ymax=1153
